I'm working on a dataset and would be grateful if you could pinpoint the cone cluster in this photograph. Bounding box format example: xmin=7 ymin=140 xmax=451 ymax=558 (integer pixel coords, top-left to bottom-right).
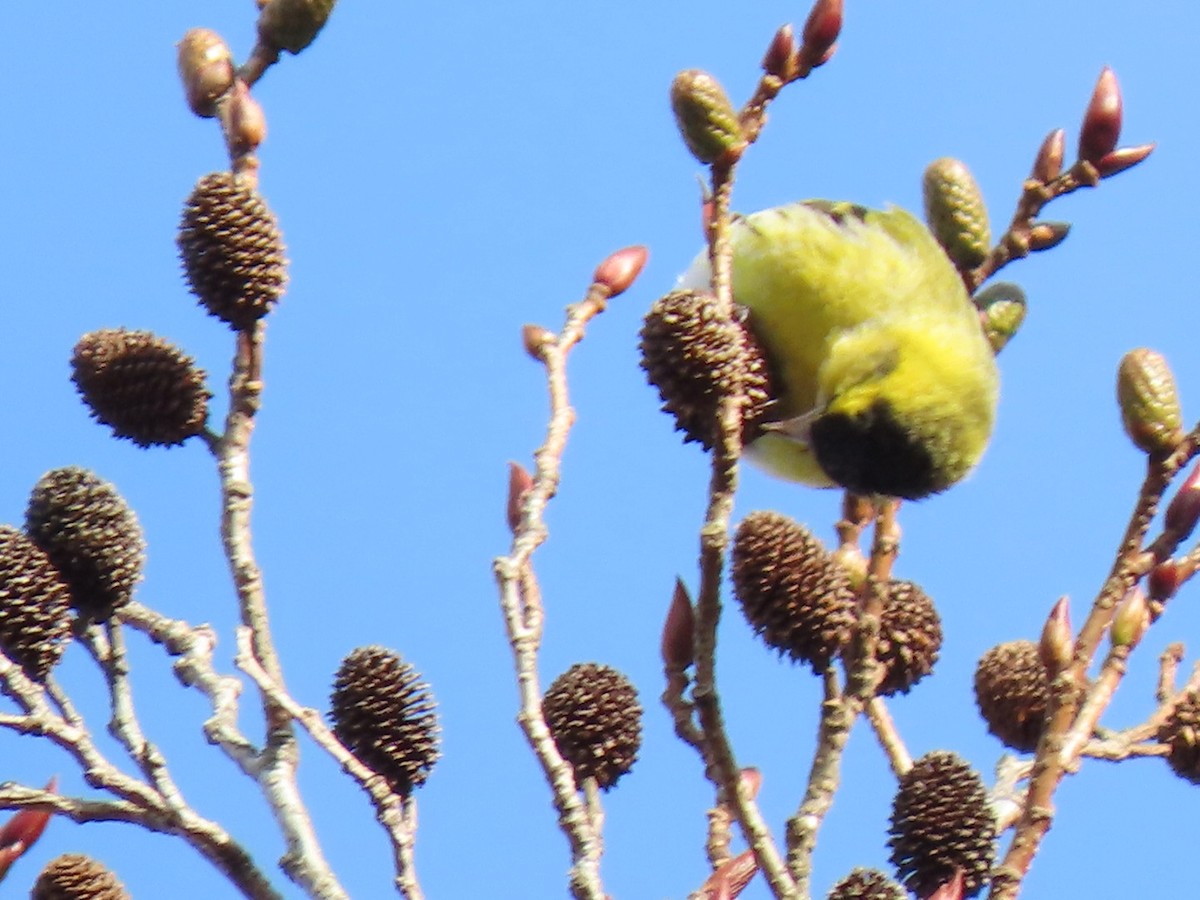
xmin=543 ymin=663 xmax=642 ymax=790
xmin=26 ymin=468 xmax=145 ymax=620
xmin=888 ymin=751 xmax=995 ymax=899
xmin=178 ymin=171 xmax=287 ymax=330
xmin=826 ymin=867 xmax=906 ymax=900
xmin=1158 ymin=692 xmax=1200 ymax=784
xmin=0 ymin=526 xmax=72 ymax=682
xmin=973 ymin=639 xmax=1049 ymax=753
xmin=32 ymin=853 xmax=130 ymax=900
xmin=71 ymin=328 xmax=209 ymax=447
xmin=640 ymin=289 xmax=775 ymax=451
xmin=330 ymin=646 xmax=440 ymax=794
xmin=731 ymin=511 xmax=854 ymax=673
xmin=876 ymin=580 xmax=942 ymax=696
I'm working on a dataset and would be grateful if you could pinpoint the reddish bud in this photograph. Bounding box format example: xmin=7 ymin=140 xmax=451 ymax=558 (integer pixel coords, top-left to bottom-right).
xmin=1165 ymin=463 xmax=1200 ymax=536
xmin=521 ymin=324 xmax=555 ymax=361
xmin=1031 ymin=128 xmax=1066 ymax=183
xmin=1110 ymin=587 xmax=1150 ymax=648
xmin=1039 ymin=596 xmax=1073 ymax=676
xmin=738 ymin=767 xmax=762 ymax=800
xmin=1078 ymin=66 xmax=1122 ymax=163
xmin=928 ymin=870 xmax=966 ymax=900
xmin=593 ymin=245 xmax=648 ymax=298
xmin=0 ymin=777 xmax=56 ymax=879
xmin=1148 ymin=561 xmax=1180 ymax=603
xmin=699 ymin=849 xmax=758 ymax=899
xmin=506 ymin=462 xmax=534 ymax=533
xmin=1095 ymin=142 xmax=1156 ymax=178
xmin=801 ymin=0 xmax=843 ymax=61
xmin=1027 ymin=221 xmax=1071 ymax=252
xmin=762 ymin=24 xmax=798 ymax=80
xmin=661 ymin=579 xmax=695 ymax=669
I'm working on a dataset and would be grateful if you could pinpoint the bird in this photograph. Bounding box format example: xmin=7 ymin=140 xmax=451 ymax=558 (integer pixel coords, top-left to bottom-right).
xmin=676 ymin=200 xmax=999 ymax=500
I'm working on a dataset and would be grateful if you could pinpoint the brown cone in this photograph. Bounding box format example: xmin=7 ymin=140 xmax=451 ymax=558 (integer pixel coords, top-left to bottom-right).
xmin=639 ymin=289 xmax=775 ymax=450
xmin=543 ymin=663 xmax=642 ymax=790
xmin=973 ymin=640 xmax=1049 ymax=753
xmin=0 ymin=526 xmax=72 ymax=681
xmin=876 ymin=580 xmax=942 ymax=696
xmin=71 ymin=328 xmax=209 ymax=447
xmin=26 ymin=468 xmax=144 ymax=620
xmin=330 ymin=646 xmax=440 ymax=794
xmin=731 ymin=511 xmax=854 ymax=673
xmin=32 ymin=853 xmax=130 ymax=900
xmin=827 ymin=867 xmax=907 ymax=900
xmin=888 ymin=751 xmax=995 ymax=899
xmin=178 ymin=171 xmax=287 ymax=330
xmin=1158 ymin=692 xmax=1200 ymax=784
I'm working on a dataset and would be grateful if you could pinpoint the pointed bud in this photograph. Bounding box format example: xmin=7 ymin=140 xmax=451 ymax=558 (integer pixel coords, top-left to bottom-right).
xmin=762 ymin=24 xmax=798 ymax=80
xmin=593 ymin=245 xmax=648 ymax=297
xmin=928 ymin=870 xmax=967 ymax=900
xmin=972 ymin=282 xmax=1026 ymax=354
xmin=506 ymin=462 xmax=533 ymax=533
xmin=662 ymin=579 xmax=695 ymax=669
xmin=799 ymin=0 xmax=843 ymax=71
xmin=0 ymin=777 xmax=56 ymax=880
xmin=1095 ymin=142 xmax=1155 ymax=179
xmin=1027 ymin=221 xmax=1070 ymax=252
xmin=1117 ymin=348 xmax=1184 ymax=455
xmin=177 ymin=29 xmax=235 ymax=118
xmin=1039 ymin=596 xmax=1073 ymax=676
xmin=670 ymin=70 xmax=746 ymax=165
xmin=1031 ymin=129 xmax=1066 ymax=183
xmin=1111 ymin=587 xmax=1150 ymax=648
xmin=738 ymin=767 xmax=762 ymax=800
xmin=1078 ymin=66 xmax=1122 ymax=163
xmin=1148 ymin=561 xmax=1180 ymax=603
xmin=521 ymin=324 xmax=555 ymax=362
xmin=699 ymin=850 xmax=758 ymax=900
xmin=923 ymin=157 xmax=991 ymax=270
xmin=1166 ymin=463 xmax=1200 ymax=537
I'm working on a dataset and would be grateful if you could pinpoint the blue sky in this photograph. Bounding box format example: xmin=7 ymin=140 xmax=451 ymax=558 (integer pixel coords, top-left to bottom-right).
xmin=2 ymin=3 xmax=1198 ymax=898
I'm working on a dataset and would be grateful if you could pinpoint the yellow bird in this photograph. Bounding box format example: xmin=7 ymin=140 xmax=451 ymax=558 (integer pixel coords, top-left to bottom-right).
xmin=678 ymin=200 xmax=998 ymax=500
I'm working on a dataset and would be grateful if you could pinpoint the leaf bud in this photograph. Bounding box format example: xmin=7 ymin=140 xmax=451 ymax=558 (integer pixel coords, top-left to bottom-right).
xmin=738 ymin=766 xmax=762 ymax=800
xmin=1039 ymin=596 xmax=1073 ymax=676
xmin=1078 ymin=66 xmax=1122 ymax=163
xmin=1030 ymin=128 xmax=1066 ymax=183
xmin=669 ymin=70 xmax=746 ymax=165
xmin=1116 ymin=348 xmax=1184 ymax=455
xmin=1148 ymin=561 xmax=1180 ymax=604
xmin=762 ymin=24 xmax=798 ymax=80
xmin=521 ymin=324 xmax=555 ymax=362
xmin=661 ymin=579 xmax=695 ymax=669
xmin=1110 ymin=587 xmax=1150 ymax=648
xmin=593 ymin=245 xmax=648 ymax=297
xmin=923 ymin=157 xmax=990 ymax=270
xmin=506 ymin=462 xmax=533 ymax=533
xmin=798 ymin=0 xmax=843 ymax=72
xmin=1095 ymin=143 xmax=1155 ymax=179
xmin=1028 ymin=221 xmax=1070 ymax=252
xmin=1165 ymin=463 xmax=1200 ymax=537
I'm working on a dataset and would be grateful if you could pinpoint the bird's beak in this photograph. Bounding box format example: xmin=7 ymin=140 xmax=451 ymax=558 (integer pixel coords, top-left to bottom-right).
xmin=760 ymin=409 xmax=819 ymax=446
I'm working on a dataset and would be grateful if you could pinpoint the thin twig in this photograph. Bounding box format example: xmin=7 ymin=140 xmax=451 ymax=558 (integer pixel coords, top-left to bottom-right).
xmin=492 ymin=285 xmax=616 ymax=900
